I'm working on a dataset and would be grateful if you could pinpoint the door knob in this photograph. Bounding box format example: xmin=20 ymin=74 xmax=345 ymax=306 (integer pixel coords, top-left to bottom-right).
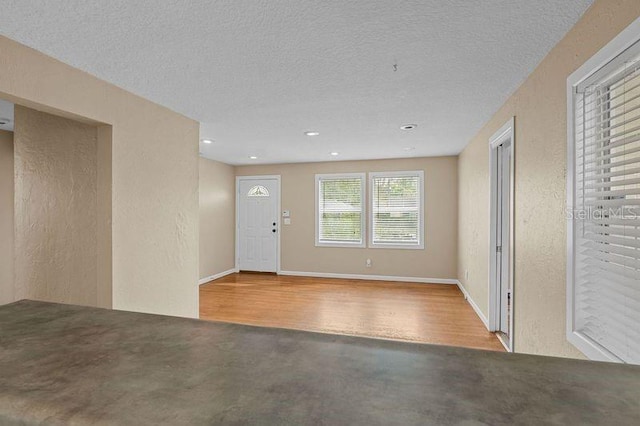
xmin=272 ymin=222 xmax=276 ymax=226
xmin=272 ymin=229 xmax=276 ymax=233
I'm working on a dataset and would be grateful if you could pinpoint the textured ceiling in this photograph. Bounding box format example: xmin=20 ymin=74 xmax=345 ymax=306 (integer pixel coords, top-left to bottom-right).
xmin=0 ymin=0 xmax=593 ymax=164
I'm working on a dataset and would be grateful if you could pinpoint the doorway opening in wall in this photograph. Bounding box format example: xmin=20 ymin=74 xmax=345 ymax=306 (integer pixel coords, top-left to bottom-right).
xmin=235 ymin=175 xmax=281 ymax=273
xmin=0 ymin=96 xmax=112 ymax=309
xmin=489 ymin=117 xmax=515 ymax=352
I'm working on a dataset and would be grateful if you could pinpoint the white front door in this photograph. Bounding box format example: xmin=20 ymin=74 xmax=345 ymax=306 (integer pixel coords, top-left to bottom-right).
xmin=237 ymin=177 xmax=279 ymax=272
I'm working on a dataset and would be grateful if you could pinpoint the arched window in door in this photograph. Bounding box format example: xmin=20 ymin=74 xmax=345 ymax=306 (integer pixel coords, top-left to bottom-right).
xmin=247 ymin=185 xmax=270 ymax=197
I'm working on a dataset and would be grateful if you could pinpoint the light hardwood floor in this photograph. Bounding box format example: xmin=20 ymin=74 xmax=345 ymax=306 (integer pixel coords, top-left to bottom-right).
xmin=200 ymin=273 xmax=505 ymax=351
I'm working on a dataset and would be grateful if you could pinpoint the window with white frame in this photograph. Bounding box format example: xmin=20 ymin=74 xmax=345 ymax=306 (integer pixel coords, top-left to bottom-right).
xmin=369 ymin=171 xmax=424 ymax=249
xmin=569 ymin=34 xmax=640 ymax=364
xmin=315 ymin=173 xmax=365 ymax=247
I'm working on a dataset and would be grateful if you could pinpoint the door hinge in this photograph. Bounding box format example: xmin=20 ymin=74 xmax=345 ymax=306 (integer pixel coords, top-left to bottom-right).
xmin=496 ymin=245 xmax=502 ymax=253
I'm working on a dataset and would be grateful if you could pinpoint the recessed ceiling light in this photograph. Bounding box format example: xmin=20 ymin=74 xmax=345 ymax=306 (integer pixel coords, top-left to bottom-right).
xmin=202 ymin=139 xmax=213 ymax=144
xmin=249 ymin=155 xmax=258 ymax=160
xmin=330 ymin=152 xmax=339 ymax=156
xmin=403 ymin=147 xmax=416 ymax=151
xmin=304 ymin=131 xmax=320 ymax=136
xmin=400 ymin=124 xmax=417 ymax=130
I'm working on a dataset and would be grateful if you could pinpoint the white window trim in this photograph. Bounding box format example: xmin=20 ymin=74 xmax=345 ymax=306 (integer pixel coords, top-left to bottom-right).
xmin=566 ymin=16 xmax=640 ymax=363
xmin=315 ymin=172 xmax=366 ymax=248
xmin=368 ymin=170 xmax=425 ymax=250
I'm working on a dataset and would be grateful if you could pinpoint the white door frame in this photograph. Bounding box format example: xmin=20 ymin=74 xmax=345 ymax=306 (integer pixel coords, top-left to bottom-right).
xmin=235 ymin=175 xmax=282 ymax=273
xmin=488 ymin=117 xmax=515 ymax=352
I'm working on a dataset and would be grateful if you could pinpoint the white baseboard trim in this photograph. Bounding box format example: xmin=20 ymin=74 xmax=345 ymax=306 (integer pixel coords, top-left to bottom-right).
xmin=198 ymin=268 xmax=238 ymax=285
xmin=456 ymin=280 xmax=490 ymax=330
xmin=278 ymin=270 xmax=458 ymax=285
xmin=496 ymin=332 xmax=511 ymax=352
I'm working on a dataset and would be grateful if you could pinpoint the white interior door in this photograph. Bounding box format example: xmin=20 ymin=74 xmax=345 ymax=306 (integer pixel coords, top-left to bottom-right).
xmin=238 ymin=178 xmax=279 ymax=272
xmin=496 ymin=141 xmax=512 ymax=335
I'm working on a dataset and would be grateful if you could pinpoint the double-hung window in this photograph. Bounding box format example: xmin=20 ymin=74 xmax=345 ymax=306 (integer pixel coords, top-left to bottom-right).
xmin=569 ymin=34 xmax=640 ymax=364
xmin=315 ymin=173 xmax=365 ymax=247
xmin=369 ymin=171 xmax=424 ymax=249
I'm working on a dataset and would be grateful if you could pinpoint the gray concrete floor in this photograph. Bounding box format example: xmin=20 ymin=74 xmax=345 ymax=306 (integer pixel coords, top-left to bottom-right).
xmin=0 ymin=300 xmax=639 ymax=425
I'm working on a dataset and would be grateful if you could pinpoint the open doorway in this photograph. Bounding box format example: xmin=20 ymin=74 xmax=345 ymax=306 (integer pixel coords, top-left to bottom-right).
xmin=0 ymin=100 xmax=14 ymax=306
xmin=489 ymin=118 xmax=515 ymax=351
xmin=0 ymin=98 xmax=112 ymax=309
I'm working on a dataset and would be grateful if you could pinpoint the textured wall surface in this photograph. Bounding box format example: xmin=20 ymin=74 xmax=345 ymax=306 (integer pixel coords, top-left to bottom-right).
xmin=0 ymin=36 xmax=199 ymax=318
xmin=237 ymin=157 xmax=457 ymax=279
xmin=199 ymin=158 xmax=235 ymax=280
xmin=96 ymin=125 xmax=112 ymax=309
xmin=14 ymin=106 xmax=98 ymax=306
xmin=458 ymin=0 xmax=640 ymax=358
xmin=0 ymin=130 xmax=13 ymax=305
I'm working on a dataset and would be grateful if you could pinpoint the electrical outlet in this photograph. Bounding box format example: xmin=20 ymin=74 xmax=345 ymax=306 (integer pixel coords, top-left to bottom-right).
xmin=366 ymin=258 xmax=372 ymax=268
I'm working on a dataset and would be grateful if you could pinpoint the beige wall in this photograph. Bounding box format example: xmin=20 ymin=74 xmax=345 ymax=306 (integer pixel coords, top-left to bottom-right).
xmin=0 ymin=130 xmax=13 ymax=305
xmin=199 ymin=158 xmax=235 ymax=280
xmin=13 ymin=106 xmax=100 ymax=306
xmin=458 ymin=0 xmax=640 ymax=357
xmin=0 ymin=36 xmax=199 ymax=317
xmin=237 ymin=156 xmax=457 ymax=279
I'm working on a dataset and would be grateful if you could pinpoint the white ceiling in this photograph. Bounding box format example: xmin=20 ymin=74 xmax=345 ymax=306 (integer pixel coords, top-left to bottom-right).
xmin=0 ymin=99 xmax=14 ymax=132
xmin=0 ymin=1 xmax=593 ymax=165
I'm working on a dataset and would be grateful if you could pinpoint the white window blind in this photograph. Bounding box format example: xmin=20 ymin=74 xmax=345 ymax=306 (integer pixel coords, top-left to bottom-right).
xmin=370 ymin=171 xmax=424 ymax=248
xmin=316 ymin=174 xmax=365 ymax=246
xmin=572 ymin=41 xmax=640 ymax=364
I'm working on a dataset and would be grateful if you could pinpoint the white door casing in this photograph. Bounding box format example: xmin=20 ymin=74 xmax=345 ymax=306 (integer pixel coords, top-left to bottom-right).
xmin=237 ymin=176 xmax=280 ymax=272
xmin=498 ymin=141 xmax=511 ymax=334
xmin=489 ymin=117 xmax=515 ymax=352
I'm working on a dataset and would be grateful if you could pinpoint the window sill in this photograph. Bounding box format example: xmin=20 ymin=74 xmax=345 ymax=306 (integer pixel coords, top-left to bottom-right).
xmin=368 ymin=243 xmax=424 ymax=250
xmin=315 ymin=242 xmax=366 ymax=249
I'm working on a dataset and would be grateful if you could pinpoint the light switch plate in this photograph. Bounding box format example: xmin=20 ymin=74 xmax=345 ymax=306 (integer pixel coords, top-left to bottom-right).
xmin=284 ymin=218 xmax=291 ymax=225
xmin=282 ymin=210 xmax=290 ymax=218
